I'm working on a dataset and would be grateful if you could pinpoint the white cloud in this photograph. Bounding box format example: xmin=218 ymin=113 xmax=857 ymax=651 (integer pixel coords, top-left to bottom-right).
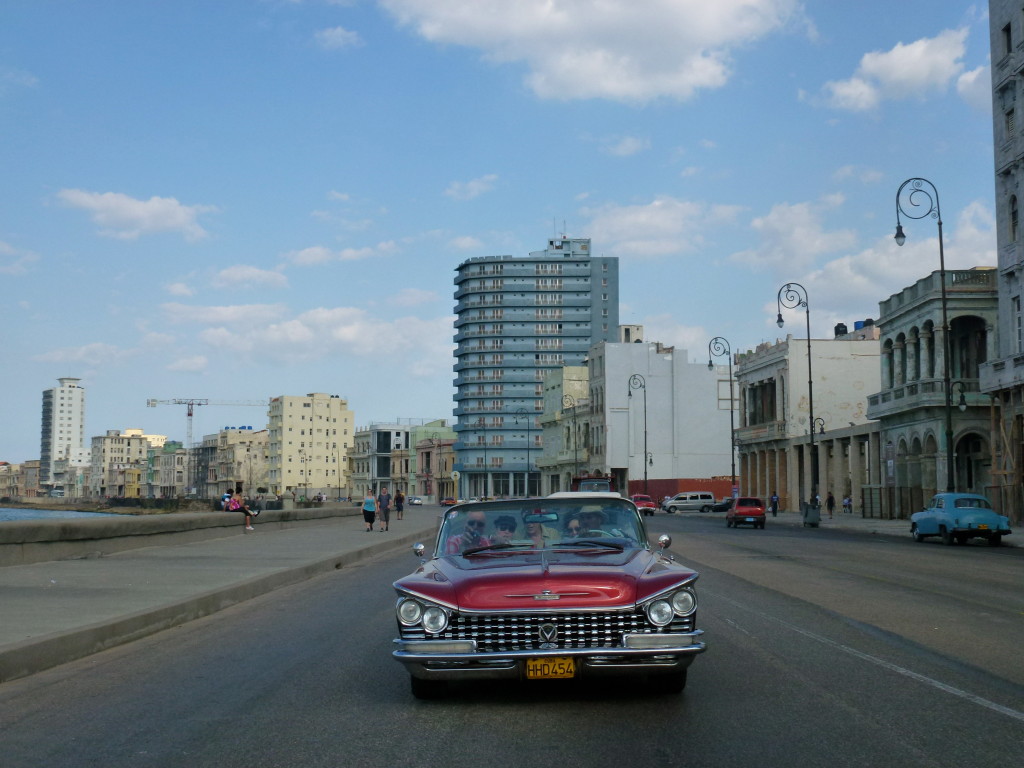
xmin=0 ymin=67 xmax=38 ymax=93
xmin=33 ymin=342 xmax=135 ymax=365
xmin=832 ymin=165 xmax=883 ymax=184
xmin=165 ymin=282 xmax=195 ymax=297
xmin=161 ymin=303 xmax=289 ymax=325
xmin=212 ymin=265 xmax=288 ymax=289
xmin=581 ymin=195 xmax=743 ymax=258
xmin=729 ymin=197 xmax=857 ymax=272
xmin=445 ymin=174 xmax=498 ymax=200
xmin=191 ymin=304 xmax=456 ymax=374
xmin=957 ymin=65 xmax=992 ymax=112
xmin=450 ymin=235 xmax=483 ymax=250
xmin=822 ymin=28 xmax=969 ymax=112
xmin=283 ymin=246 xmax=335 ymax=265
xmin=380 ymin=0 xmax=806 ymax=103
xmin=604 ymin=135 xmax=650 ymax=156
xmin=391 ymin=288 xmax=438 ymax=306
xmin=315 ymin=25 xmax=362 ymax=49
xmin=0 ymin=241 xmax=39 ymax=274
xmin=57 ymin=189 xmax=217 ymax=241
xmin=635 ymin=314 xmax=707 ymax=354
xmin=166 ymin=355 xmax=208 ymax=372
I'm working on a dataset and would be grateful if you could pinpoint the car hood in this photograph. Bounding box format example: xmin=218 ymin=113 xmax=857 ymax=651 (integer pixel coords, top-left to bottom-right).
xmin=394 ymin=547 xmax=697 ymax=611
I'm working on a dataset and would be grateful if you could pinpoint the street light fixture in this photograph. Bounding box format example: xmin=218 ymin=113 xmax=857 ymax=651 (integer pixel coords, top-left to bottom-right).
xmin=514 ymin=407 xmax=531 ymax=497
xmin=951 ymin=381 xmax=968 ymax=412
xmin=777 ymin=282 xmax=818 ymax=499
xmin=813 ymin=417 xmax=825 ymax=435
xmin=477 ymin=417 xmax=488 ymax=499
xmin=561 ymin=394 xmax=579 ymax=480
xmin=707 ymin=336 xmax=737 ymax=492
xmin=627 ymin=374 xmax=648 ymax=496
xmin=895 ymin=177 xmax=955 ymax=492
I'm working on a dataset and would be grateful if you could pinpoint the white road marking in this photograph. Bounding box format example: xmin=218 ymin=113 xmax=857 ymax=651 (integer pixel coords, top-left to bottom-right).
xmin=710 ymin=590 xmax=1024 ymax=724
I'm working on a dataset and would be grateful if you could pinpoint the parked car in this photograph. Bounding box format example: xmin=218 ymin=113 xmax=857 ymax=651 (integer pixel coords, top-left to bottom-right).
xmin=407 ymin=496 xmax=423 ymax=506
xmin=440 ymin=497 xmax=457 ymax=507
xmin=726 ymin=497 xmax=766 ymax=529
xmin=391 ymin=494 xmax=706 ymax=698
xmin=631 ymin=493 xmax=658 ymax=516
xmin=710 ymin=497 xmax=733 ymax=513
xmin=910 ymin=493 xmax=1012 ymax=546
xmin=663 ymin=491 xmax=716 ymax=513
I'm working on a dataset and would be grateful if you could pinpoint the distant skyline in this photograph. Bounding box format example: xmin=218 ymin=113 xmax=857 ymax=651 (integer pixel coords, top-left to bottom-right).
xmin=0 ymin=1 xmax=997 ymax=462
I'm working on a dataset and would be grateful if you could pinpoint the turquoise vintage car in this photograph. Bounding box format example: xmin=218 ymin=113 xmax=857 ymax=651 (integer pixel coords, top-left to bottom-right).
xmin=910 ymin=493 xmax=1012 ymax=546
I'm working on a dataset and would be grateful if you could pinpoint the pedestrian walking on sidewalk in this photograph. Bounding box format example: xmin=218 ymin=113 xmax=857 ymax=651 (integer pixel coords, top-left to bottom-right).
xmin=769 ymin=492 xmax=779 ymax=517
xmin=843 ymin=495 xmax=852 ymax=514
xmin=362 ymin=492 xmax=377 ymax=532
xmin=826 ymin=491 xmax=836 ymax=519
xmin=394 ymin=490 xmax=405 ymax=521
xmin=377 ymin=486 xmax=392 ymax=532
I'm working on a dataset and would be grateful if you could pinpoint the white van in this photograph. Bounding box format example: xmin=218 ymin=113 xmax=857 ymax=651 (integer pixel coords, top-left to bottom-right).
xmin=663 ymin=491 xmax=716 ymax=513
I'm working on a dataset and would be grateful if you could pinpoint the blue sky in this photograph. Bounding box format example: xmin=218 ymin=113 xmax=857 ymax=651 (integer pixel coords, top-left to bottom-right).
xmin=0 ymin=1 xmax=997 ymax=462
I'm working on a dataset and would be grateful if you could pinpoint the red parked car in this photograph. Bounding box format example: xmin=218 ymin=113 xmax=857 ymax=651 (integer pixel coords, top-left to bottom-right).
xmin=631 ymin=493 xmax=658 ymax=516
xmin=392 ymin=494 xmax=706 ymax=698
xmin=726 ymin=497 xmax=766 ymax=529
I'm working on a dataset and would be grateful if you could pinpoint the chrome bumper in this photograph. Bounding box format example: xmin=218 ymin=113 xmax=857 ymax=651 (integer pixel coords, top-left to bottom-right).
xmin=393 ymin=631 xmax=706 ymax=681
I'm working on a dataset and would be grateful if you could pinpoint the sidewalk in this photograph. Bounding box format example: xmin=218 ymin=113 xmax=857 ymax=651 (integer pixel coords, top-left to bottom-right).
xmin=766 ymin=508 xmax=913 ymax=536
xmin=0 ymin=509 xmax=439 ymax=684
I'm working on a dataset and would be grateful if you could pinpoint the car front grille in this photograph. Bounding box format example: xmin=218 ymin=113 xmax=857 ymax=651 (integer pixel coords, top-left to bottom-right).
xmin=399 ymin=610 xmax=695 ymax=652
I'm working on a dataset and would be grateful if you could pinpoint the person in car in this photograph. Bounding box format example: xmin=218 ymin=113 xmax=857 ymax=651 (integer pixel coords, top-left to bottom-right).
xmin=522 ymin=508 xmax=559 ymax=547
xmin=492 ymin=515 xmax=518 ymax=544
xmin=445 ymin=510 xmax=491 ymax=553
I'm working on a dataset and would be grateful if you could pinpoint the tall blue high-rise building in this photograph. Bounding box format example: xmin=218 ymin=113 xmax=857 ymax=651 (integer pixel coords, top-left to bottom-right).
xmin=453 ymin=236 xmax=619 ymax=498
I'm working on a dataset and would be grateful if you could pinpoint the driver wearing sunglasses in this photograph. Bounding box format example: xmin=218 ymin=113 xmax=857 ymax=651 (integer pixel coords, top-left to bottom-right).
xmin=445 ymin=509 xmax=493 ymax=553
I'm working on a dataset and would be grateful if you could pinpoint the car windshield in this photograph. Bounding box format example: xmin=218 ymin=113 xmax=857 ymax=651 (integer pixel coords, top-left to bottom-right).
xmin=953 ymin=497 xmax=993 ymax=509
xmin=435 ymin=496 xmax=645 ymax=556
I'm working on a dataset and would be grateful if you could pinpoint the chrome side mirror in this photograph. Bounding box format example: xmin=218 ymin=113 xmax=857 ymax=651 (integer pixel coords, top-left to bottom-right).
xmin=657 ymin=534 xmax=672 ymax=550
xmin=412 ymin=543 xmax=425 ymax=558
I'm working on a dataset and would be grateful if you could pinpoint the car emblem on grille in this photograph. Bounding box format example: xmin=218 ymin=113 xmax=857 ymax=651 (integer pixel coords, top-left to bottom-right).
xmin=538 ymin=623 xmax=558 ymax=647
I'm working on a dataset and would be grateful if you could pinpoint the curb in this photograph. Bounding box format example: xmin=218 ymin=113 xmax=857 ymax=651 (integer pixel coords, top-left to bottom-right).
xmin=0 ymin=526 xmax=429 ymax=684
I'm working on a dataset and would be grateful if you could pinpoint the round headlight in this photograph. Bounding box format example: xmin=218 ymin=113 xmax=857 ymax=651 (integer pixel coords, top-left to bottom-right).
xmin=397 ymin=598 xmax=423 ymax=625
xmin=646 ymin=599 xmax=674 ymax=627
xmin=421 ymin=606 xmax=450 ymax=634
xmin=671 ymin=589 xmax=696 ymax=616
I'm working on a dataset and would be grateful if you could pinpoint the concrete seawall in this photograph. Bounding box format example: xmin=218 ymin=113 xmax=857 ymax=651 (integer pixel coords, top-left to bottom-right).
xmin=0 ymin=506 xmax=363 ymax=567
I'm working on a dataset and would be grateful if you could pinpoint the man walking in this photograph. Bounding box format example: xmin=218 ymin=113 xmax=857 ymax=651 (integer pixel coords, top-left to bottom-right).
xmin=377 ymin=486 xmax=392 ymax=532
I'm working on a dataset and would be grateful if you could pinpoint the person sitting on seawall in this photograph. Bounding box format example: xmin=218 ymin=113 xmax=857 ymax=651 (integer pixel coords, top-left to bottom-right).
xmin=491 ymin=515 xmax=518 ymax=544
xmin=522 ymin=509 xmax=560 ymax=547
xmin=446 ymin=509 xmax=492 ymax=553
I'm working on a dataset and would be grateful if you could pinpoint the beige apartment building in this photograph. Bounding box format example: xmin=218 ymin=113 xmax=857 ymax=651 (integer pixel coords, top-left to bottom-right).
xmin=88 ymin=429 xmax=167 ymax=498
xmin=267 ymin=393 xmax=354 ymax=498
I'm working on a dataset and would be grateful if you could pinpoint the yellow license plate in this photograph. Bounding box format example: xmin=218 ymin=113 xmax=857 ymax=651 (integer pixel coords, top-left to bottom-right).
xmin=526 ymin=657 xmax=576 ymax=679
xmin=978 ymin=524 xmax=989 ymax=530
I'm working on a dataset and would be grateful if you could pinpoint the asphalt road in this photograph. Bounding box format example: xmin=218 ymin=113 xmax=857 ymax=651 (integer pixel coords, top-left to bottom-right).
xmin=1 ymin=514 xmax=1022 ymax=768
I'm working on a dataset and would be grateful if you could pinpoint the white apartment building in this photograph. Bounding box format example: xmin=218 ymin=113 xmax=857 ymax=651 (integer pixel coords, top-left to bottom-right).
xmin=735 ymin=324 xmax=881 ymax=511
xmin=350 ymin=424 xmax=409 ymax=497
xmin=267 ymin=393 xmax=354 ymax=498
xmin=39 ymin=377 xmax=88 ymax=491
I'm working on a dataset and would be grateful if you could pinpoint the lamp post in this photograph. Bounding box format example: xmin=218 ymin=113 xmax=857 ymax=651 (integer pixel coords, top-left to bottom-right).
xmin=627 ymin=374 xmax=648 ymax=496
xmin=777 ymin=282 xmax=817 ymax=500
xmin=514 ymin=407 xmax=531 ymax=497
xmin=895 ymin=177 xmax=955 ymax=493
xmin=430 ymin=432 xmax=439 ymax=501
xmin=707 ymin=337 xmax=737 ymax=493
xmin=561 ymin=394 xmax=579 ymax=480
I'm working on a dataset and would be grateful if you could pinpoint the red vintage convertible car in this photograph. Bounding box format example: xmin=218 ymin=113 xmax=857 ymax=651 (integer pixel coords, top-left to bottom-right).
xmin=392 ymin=493 xmax=706 ymax=698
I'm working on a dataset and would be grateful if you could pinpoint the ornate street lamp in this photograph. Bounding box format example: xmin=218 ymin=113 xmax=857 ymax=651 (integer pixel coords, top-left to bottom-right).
xmin=627 ymin=374 xmax=648 ymax=496
xmin=951 ymin=381 xmax=968 ymax=412
xmin=707 ymin=336 xmax=737 ymax=492
xmin=813 ymin=417 xmax=825 ymax=435
xmin=895 ymin=177 xmax=954 ymax=492
xmin=777 ymin=282 xmax=818 ymax=499
xmin=561 ymin=394 xmax=579 ymax=479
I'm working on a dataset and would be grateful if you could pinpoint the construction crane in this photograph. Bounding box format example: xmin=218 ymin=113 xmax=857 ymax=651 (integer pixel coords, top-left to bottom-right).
xmin=146 ymin=398 xmax=267 ymax=494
